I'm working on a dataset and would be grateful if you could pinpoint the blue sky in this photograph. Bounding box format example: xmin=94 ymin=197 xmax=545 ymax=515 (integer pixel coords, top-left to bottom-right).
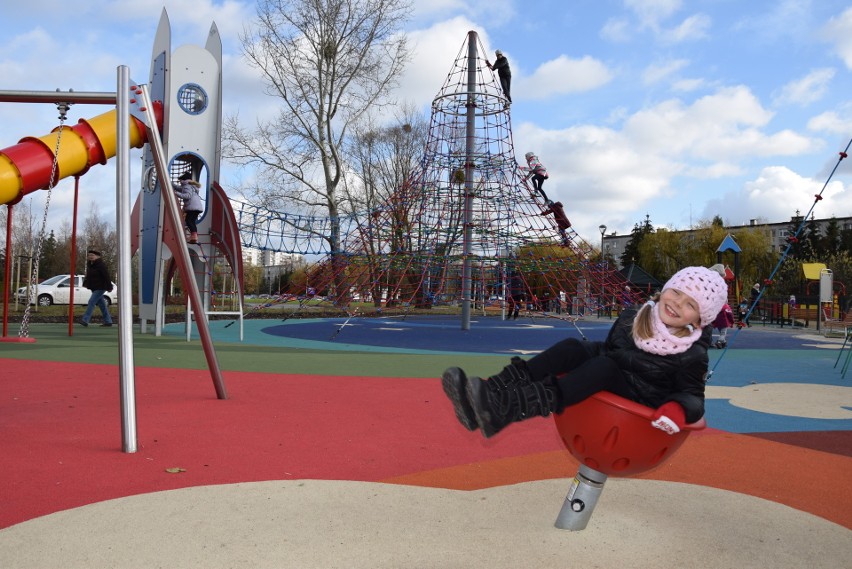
xmin=1 ymin=0 xmax=850 ymax=247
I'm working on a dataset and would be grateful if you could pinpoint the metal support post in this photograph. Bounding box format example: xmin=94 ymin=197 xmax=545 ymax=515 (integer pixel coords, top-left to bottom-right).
xmin=554 ymin=464 xmax=608 ymax=531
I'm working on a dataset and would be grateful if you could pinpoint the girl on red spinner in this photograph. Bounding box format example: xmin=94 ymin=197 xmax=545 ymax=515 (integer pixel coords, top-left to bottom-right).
xmin=441 ymin=266 xmax=728 ymax=438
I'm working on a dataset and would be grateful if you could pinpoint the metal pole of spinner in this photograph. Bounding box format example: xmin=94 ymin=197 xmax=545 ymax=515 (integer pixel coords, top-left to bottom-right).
xmin=554 ymin=464 xmax=608 ymax=530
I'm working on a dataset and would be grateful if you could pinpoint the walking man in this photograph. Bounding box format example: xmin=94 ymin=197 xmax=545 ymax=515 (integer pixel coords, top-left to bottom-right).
xmin=79 ymin=249 xmax=114 ymax=327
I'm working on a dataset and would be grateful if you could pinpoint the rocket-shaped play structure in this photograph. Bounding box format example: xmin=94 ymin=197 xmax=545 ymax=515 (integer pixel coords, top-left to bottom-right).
xmin=132 ymin=10 xmax=244 ymax=337
xmin=0 ymin=9 xmax=242 ymax=450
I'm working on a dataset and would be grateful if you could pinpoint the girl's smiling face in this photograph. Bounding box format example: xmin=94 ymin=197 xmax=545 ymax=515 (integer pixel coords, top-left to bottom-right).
xmin=659 ymin=288 xmax=701 ymax=329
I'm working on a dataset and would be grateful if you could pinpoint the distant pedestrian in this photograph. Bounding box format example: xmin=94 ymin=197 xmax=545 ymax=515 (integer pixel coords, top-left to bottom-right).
xmin=507 ymin=272 xmax=525 ymax=320
xmin=486 ymin=49 xmax=512 ymax=106
xmin=738 ymin=298 xmax=750 ymax=327
xmin=711 ymin=303 xmax=734 ymax=348
xmin=785 ymin=294 xmax=797 ymax=327
xmin=79 ymin=250 xmax=113 ymax=327
xmin=749 ymin=282 xmax=761 ymax=323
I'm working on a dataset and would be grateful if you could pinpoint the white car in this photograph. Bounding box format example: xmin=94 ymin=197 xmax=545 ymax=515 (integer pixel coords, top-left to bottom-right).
xmin=16 ymin=274 xmax=117 ymax=307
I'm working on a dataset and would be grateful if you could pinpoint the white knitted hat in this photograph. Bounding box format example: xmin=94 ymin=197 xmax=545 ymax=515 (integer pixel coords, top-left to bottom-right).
xmin=663 ymin=266 xmax=728 ymax=327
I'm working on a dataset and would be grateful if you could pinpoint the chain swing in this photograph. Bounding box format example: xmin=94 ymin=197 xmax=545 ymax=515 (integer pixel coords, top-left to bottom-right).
xmin=18 ymin=100 xmax=72 ymax=339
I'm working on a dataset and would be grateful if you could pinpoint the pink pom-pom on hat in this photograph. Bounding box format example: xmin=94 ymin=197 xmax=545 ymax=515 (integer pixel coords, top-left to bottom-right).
xmin=662 ymin=266 xmax=728 ymax=327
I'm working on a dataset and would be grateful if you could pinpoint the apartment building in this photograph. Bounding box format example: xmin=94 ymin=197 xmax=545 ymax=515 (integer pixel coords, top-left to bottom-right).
xmin=602 ymin=215 xmax=852 ymax=270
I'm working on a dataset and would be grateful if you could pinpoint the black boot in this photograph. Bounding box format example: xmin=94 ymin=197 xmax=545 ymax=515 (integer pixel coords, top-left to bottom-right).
xmin=441 ymin=367 xmax=477 ymax=431
xmin=465 ymin=365 xmax=561 ymax=438
xmin=441 ymin=357 xmax=530 ymax=432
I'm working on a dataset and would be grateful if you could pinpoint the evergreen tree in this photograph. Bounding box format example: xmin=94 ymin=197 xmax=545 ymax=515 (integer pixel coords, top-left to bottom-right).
xmin=620 ymin=223 xmax=641 ymax=267
xmin=840 ymin=227 xmax=852 ymax=254
xmin=785 ymin=213 xmax=805 ymax=258
xmin=801 ymin=215 xmax=821 ymax=259
xmin=822 ymin=217 xmax=840 ymax=256
xmin=620 ymin=214 xmax=654 ymax=267
xmin=39 ymin=230 xmax=59 ymax=277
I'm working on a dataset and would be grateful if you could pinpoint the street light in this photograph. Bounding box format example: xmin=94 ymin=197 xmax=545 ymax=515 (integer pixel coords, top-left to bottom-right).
xmin=598 ymin=225 xmax=607 ymax=318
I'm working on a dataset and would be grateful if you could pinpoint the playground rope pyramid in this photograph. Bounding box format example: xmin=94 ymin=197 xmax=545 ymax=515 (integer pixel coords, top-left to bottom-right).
xmin=302 ymin=32 xmax=629 ymax=313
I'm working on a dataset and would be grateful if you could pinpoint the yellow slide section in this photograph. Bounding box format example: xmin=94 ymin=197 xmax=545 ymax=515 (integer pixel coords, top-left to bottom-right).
xmin=0 ymin=109 xmax=147 ymax=206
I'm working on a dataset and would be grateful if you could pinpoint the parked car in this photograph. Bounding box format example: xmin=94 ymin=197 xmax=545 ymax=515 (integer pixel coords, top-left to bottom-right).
xmin=16 ymin=274 xmax=117 ymax=306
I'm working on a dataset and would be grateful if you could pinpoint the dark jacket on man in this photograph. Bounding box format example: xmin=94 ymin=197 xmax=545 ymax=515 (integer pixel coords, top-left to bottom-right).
xmin=84 ymin=257 xmax=112 ymax=292
xmin=491 ymin=54 xmax=511 ymax=78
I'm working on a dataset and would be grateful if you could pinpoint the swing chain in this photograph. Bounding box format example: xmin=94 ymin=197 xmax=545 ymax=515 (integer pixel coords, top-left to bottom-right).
xmin=19 ymin=103 xmax=68 ymax=338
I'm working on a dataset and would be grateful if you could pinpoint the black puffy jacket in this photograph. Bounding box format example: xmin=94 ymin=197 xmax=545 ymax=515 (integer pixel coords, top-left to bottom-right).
xmin=83 ymin=258 xmax=112 ymax=292
xmin=593 ymin=308 xmax=711 ymax=423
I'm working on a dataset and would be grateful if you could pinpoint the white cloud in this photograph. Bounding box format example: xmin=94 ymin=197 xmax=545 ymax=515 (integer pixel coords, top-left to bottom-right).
xmin=704 ymin=166 xmax=852 ymax=225
xmin=671 ymin=78 xmax=706 ymax=92
xmin=820 ymin=7 xmax=852 ymax=69
xmin=622 ymin=0 xmax=710 ymax=44
xmin=100 ymin=0 xmax=254 ymax=38
xmin=600 ymin=18 xmax=631 ymax=43
xmin=773 ymin=68 xmax=835 ymax=106
xmin=600 ymin=0 xmax=712 ymax=50
xmin=511 ymin=84 xmax=826 ymax=240
xmin=642 ymin=58 xmax=689 ymax=85
xmin=411 ymin=0 xmax=516 ymax=27
xmin=625 ymin=0 xmax=682 ymax=30
xmin=397 ymin=17 xmax=483 ymax=110
xmin=685 ymin=163 xmax=744 ymax=179
xmin=660 ymin=13 xmax=711 ymax=43
xmin=807 ymin=104 xmax=852 ymax=135
xmin=623 ymin=86 xmax=786 ymax=159
xmin=732 ymin=0 xmax=816 ymax=45
xmin=512 ymin=120 xmax=682 ymax=240
xmin=519 ymin=55 xmax=613 ymax=99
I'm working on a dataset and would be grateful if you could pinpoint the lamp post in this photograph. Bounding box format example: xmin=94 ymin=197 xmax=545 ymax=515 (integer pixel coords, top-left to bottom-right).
xmin=598 ymin=225 xmax=607 ymax=317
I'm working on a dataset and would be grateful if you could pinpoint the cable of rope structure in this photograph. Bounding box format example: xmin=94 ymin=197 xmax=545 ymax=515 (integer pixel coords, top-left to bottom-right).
xmin=231 ymin=33 xmax=635 ymax=329
xmin=710 ymin=139 xmax=851 ymax=378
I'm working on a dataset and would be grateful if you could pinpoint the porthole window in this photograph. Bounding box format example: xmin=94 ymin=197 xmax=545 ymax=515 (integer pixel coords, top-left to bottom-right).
xmin=177 ymin=84 xmax=208 ymax=115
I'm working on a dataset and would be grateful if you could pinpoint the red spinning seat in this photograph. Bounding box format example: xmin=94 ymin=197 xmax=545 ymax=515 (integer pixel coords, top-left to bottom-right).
xmin=553 ymin=391 xmax=706 ymax=476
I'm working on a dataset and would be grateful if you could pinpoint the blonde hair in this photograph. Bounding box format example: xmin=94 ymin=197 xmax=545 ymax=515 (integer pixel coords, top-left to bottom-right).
xmin=185 ymin=179 xmax=201 ymax=188
xmin=632 ymin=292 xmax=696 ymax=340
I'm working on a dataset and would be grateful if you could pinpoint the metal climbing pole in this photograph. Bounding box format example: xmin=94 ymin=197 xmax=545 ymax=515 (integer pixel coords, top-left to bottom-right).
xmin=461 ymin=30 xmax=477 ymax=330
xmin=116 ymin=67 xmax=138 ymax=452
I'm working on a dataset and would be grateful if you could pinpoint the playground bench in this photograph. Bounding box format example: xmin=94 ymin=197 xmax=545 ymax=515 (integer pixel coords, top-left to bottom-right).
xmin=823 ymin=311 xmax=852 ymax=338
xmin=790 ymin=307 xmax=819 ymax=327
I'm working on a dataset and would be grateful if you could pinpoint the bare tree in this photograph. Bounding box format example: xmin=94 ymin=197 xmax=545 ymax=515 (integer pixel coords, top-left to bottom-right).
xmin=225 ymin=0 xmax=412 ymax=300
xmin=80 ymin=204 xmax=117 ymax=279
xmin=343 ymin=103 xmax=427 ymax=216
xmin=10 ymin=200 xmax=38 ymax=285
xmin=342 ymin=104 xmax=426 ymax=304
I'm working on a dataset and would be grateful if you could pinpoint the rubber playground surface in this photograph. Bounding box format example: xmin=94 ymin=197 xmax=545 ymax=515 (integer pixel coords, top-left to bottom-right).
xmin=0 ymin=314 xmax=850 ymax=568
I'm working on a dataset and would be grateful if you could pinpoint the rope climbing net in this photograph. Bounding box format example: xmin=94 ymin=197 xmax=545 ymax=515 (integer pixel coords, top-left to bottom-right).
xmin=232 ymin=32 xmax=635 ymax=320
